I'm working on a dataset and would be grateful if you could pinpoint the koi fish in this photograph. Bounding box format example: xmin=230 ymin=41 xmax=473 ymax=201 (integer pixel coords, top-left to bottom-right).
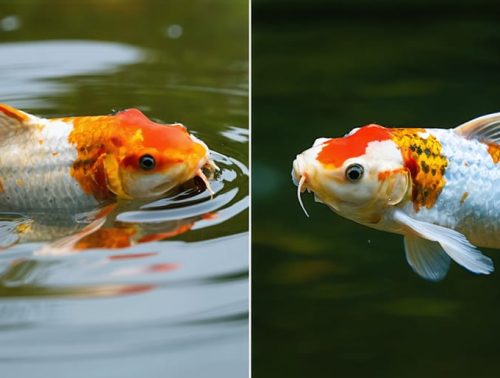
xmin=0 ymin=104 xmax=216 ymax=211
xmin=292 ymin=113 xmax=500 ymax=281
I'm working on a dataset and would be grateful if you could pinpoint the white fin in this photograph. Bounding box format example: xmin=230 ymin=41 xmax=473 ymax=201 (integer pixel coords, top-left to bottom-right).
xmin=404 ymin=235 xmax=451 ymax=281
xmin=455 ymin=112 xmax=500 ymax=145
xmin=393 ymin=209 xmax=494 ymax=275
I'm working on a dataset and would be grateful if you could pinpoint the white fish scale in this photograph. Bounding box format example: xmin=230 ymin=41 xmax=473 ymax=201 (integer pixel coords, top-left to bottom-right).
xmin=0 ymin=118 xmax=98 ymax=211
xmin=405 ymin=128 xmax=500 ymax=249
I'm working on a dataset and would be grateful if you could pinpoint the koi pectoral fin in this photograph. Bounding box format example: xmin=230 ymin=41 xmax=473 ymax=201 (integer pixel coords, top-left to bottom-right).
xmin=392 ymin=209 xmax=494 ymax=276
xmin=404 ymin=235 xmax=451 ymax=281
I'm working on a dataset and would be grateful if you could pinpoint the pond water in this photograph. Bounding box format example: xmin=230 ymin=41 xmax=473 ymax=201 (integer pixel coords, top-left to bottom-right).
xmin=253 ymin=1 xmax=500 ymax=377
xmin=0 ymin=1 xmax=248 ymax=377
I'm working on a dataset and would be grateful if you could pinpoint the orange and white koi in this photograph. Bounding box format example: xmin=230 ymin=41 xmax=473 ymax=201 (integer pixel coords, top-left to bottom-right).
xmin=0 ymin=104 xmax=216 ymax=211
xmin=292 ymin=113 xmax=500 ymax=281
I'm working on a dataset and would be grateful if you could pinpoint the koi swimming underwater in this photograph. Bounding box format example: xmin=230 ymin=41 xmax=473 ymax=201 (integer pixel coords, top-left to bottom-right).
xmin=0 ymin=104 xmax=217 ymax=212
xmin=292 ymin=113 xmax=500 ymax=281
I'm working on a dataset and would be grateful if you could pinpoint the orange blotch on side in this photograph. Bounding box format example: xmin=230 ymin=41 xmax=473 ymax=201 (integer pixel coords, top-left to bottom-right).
xmin=390 ymin=129 xmax=448 ymax=211
xmin=317 ymin=124 xmax=391 ymax=167
xmin=487 ymin=144 xmax=500 ymax=164
xmin=0 ymin=178 xmax=4 ymax=193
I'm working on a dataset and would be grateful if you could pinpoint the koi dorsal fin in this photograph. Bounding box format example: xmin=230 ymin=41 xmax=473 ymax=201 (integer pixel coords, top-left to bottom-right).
xmin=0 ymin=104 xmax=35 ymax=137
xmin=455 ymin=112 xmax=500 ymax=145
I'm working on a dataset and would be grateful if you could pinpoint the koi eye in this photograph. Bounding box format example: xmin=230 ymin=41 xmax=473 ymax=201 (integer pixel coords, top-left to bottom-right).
xmin=345 ymin=163 xmax=364 ymax=182
xmin=139 ymin=154 xmax=156 ymax=171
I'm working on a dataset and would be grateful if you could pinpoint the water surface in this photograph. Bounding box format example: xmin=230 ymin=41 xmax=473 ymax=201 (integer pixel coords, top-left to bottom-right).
xmin=0 ymin=1 xmax=248 ymax=377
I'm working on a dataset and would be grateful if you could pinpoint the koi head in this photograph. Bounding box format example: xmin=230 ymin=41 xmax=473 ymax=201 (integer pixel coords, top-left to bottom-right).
xmin=112 ymin=109 xmax=217 ymax=199
xmin=292 ymin=125 xmax=410 ymax=224
xmin=70 ymin=109 xmax=217 ymax=200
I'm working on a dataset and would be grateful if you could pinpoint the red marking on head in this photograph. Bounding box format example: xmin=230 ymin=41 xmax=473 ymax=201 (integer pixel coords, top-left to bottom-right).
xmin=116 ymin=109 xmax=192 ymax=151
xmin=317 ymin=124 xmax=390 ymax=167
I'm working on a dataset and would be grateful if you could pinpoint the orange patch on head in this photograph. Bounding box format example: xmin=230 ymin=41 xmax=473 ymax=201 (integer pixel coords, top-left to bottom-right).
xmin=116 ymin=109 xmax=192 ymax=152
xmin=66 ymin=109 xmax=206 ymax=200
xmin=317 ymin=124 xmax=391 ymax=167
xmin=487 ymin=144 xmax=500 ymax=163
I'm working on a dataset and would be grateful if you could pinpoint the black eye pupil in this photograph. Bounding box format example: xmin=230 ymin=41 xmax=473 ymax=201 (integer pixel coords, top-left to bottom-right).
xmin=139 ymin=154 xmax=156 ymax=170
xmin=346 ymin=164 xmax=364 ymax=182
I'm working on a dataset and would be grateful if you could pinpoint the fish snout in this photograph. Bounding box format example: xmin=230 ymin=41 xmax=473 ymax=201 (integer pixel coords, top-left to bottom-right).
xmin=291 ymin=154 xmax=306 ymax=186
xmin=292 ymin=147 xmax=320 ymax=188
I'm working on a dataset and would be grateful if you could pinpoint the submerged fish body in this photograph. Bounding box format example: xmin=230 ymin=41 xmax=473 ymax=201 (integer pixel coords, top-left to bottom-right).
xmin=0 ymin=104 xmax=214 ymax=211
xmin=292 ymin=113 xmax=500 ymax=281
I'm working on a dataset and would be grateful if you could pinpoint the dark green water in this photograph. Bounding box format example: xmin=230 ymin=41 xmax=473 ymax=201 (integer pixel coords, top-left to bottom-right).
xmin=253 ymin=1 xmax=500 ymax=377
xmin=0 ymin=1 xmax=248 ymax=377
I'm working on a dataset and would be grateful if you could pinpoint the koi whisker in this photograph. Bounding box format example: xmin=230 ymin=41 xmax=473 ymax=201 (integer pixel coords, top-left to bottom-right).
xmin=197 ymin=169 xmax=215 ymax=197
xmin=297 ymin=175 xmax=310 ymax=218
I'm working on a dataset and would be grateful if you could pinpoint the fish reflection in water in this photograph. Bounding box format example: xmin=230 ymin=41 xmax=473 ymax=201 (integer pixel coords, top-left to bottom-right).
xmin=0 ymin=151 xmax=246 ymax=298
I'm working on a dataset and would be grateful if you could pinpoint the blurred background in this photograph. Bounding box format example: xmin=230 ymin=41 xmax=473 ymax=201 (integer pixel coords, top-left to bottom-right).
xmin=0 ymin=1 xmax=248 ymax=377
xmin=253 ymin=0 xmax=500 ymax=377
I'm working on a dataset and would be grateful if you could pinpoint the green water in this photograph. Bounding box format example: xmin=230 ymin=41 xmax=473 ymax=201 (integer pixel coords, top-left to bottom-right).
xmin=253 ymin=1 xmax=500 ymax=377
xmin=0 ymin=1 xmax=248 ymax=377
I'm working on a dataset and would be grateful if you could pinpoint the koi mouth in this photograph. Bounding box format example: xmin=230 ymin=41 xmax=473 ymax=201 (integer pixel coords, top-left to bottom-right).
xmin=197 ymin=158 xmax=219 ymax=197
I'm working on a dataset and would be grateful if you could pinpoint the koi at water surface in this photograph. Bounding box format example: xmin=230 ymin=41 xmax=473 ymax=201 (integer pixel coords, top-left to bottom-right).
xmin=0 ymin=104 xmax=217 ymax=211
xmin=292 ymin=113 xmax=500 ymax=281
